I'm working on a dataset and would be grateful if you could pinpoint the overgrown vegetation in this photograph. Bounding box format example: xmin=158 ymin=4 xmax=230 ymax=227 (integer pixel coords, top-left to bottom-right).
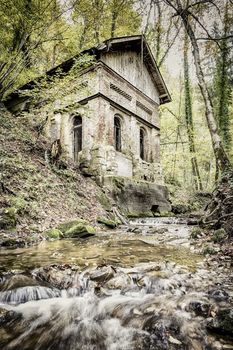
xmin=0 ymin=104 xmax=108 ymax=242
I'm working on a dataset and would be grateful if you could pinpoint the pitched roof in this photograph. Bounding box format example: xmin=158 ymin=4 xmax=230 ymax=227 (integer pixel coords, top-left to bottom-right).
xmin=95 ymin=35 xmax=171 ymax=104
xmin=6 ymin=35 xmax=171 ymax=105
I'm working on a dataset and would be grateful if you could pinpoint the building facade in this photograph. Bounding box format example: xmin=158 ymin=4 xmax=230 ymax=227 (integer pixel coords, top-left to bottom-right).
xmin=49 ymin=36 xmax=170 ymax=185
xmin=6 ymin=36 xmax=172 ymax=214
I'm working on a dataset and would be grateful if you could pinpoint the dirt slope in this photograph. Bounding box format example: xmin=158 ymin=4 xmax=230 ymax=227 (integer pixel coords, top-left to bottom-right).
xmin=0 ymin=104 xmax=109 ymax=243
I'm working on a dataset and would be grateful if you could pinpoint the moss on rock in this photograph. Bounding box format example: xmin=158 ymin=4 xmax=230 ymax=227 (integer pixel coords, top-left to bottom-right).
xmin=44 ymin=229 xmax=62 ymax=239
xmin=97 ymin=192 xmax=112 ymax=211
xmin=0 ymin=208 xmax=17 ymax=230
xmin=211 ymin=228 xmax=227 ymax=243
xmin=57 ymin=219 xmax=88 ymax=233
xmin=63 ymin=224 xmax=95 ymax=238
xmin=97 ymin=216 xmax=117 ymax=228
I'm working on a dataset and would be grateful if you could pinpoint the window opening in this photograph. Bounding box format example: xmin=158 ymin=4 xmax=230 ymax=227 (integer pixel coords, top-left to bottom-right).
xmin=73 ymin=115 xmax=82 ymax=162
xmin=114 ymin=116 xmax=122 ymax=152
xmin=140 ymin=128 xmax=145 ymax=160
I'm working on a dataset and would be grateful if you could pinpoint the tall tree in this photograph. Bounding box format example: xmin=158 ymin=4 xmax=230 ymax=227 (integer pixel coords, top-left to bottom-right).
xmin=183 ymin=32 xmax=203 ymax=190
xmin=213 ymin=0 xmax=232 ymax=153
xmin=163 ymin=0 xmax=231 ymax=175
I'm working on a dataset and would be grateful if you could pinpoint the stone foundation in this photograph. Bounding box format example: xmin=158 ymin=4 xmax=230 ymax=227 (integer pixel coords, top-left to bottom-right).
xmin=101 ymin=176 xmax=171 ymax=216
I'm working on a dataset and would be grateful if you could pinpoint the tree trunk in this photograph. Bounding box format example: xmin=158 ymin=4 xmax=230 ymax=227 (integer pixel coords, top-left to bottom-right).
xmin=174 ymin=0 xmax=231 ymax=175
xmin=216 ymin=1 xmax=231 ymax=151
xmin=155 ymin=1 xmax=162 ymax=62
xmin=183 ymin=32 xmax=203 ymax=190
xmin=111 ymin=10 xmax=118 ymax=37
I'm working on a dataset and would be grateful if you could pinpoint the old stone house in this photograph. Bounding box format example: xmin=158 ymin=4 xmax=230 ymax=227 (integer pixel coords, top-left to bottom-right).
xmin=6 ymin=35 xmax=172 ymax=215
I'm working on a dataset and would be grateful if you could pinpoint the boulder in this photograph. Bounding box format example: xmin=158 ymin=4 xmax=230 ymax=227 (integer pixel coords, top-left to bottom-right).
xmin=0 ymin=236 xmax=25 ymax=248
xmin=57 ymin=219 xmax=95 ymax=238
xmin=208 ymin=289 xmax=229 ymax=301
xmin=64 ymin=224 xmax=95 ymax=238
xmin=97 ymin=216 xmax=117 ymax=228
xmin=44 ymin=228 xmax=62 ymax=240
xmin=0 ymin=208 xmax=17 ymax=230
xmin=188 ymin=301 xmax=212 ymax=317
xmin=57 ymin=219 xmax=88 ymax=233
xmin=89 ymin=266 xmax=115 ymax=283
xmin=207 ymin=308 xmax=233 ymax=336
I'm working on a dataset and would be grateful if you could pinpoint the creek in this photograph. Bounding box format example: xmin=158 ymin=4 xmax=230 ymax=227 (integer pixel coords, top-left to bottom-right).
xmin=0 ymin=218 xmax=232 ymax=350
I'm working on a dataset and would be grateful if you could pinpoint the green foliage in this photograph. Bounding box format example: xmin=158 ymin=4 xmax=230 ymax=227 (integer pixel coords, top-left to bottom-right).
xmin=190 ymin=227 xmax=202 ymax=239
xmin=160 ymin=74 xmax=216 ymax=191
xmin=0 ymin=0 xmax=72 ymax=100
xmin=0 ymin=0 xmax=140 ymax=101
xmin=211 ymin=229 xmax=227 ymax=243
xmin=202 ymin=246 xmax=217 ymax=255
xmin=71 ymin=0 xmax=140 ymax=49
xmin=10 ymin=197 xmax=28 ymax=214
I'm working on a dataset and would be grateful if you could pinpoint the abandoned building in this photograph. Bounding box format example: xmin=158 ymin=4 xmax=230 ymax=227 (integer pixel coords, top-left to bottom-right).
xmin=6 ymin=35 xmax=172 ymax=215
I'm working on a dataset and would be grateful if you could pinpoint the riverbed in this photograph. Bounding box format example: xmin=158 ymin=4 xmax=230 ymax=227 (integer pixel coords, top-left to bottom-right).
xmin=0 ymin=218 xmax=232 ymax=349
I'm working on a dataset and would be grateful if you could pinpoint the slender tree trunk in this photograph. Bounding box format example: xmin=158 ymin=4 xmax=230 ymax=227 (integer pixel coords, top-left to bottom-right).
xmin=173 ymin=0 xmax=231 ymax=175
xmin=155 ymin=2 xmax=162 ymax=62
xmin=183 ymin=32 xmax=203 ymax=190
xmin=111 ymin=10 xmax=117 ymax=37
xmin=217 ymin=1 xmax=231 ymax=151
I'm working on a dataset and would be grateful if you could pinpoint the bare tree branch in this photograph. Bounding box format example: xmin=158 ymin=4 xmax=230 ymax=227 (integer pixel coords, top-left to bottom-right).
xmin=196 ymin=35 xmax=233 ymax=41
xmin=158 ymin=21 xmax=182 ymax=67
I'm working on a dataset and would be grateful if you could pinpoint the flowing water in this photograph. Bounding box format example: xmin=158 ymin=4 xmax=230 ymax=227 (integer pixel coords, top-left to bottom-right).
xmin=0 ymin=218 xmax=232 ymax=350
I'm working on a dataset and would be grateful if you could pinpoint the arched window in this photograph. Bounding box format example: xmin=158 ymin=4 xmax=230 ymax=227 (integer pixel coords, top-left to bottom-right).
xmin=140 ymin=127 xmax=146 ymax=160
xmin=73 ymin=115 xmax=82 ymax=162
xmin=114 ymin=115 xmax=122 ymax=152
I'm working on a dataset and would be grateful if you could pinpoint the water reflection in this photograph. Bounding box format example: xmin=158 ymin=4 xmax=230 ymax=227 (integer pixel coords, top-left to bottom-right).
xmin=0 ymin=229 xmax=202 ymax=272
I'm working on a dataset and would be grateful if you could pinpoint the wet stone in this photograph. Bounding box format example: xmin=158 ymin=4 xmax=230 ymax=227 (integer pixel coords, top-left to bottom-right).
xmin=209 ymin=289 xmax=229 ymax=301
xmin=0 ymin=273 xmax=39 ymax=291
xmin=207 ymin=308 xmax=233 ymax=336
xmin=88 ymin=266 xmax=116 ymax=283
xmin=188 ymin=301 xmax=212 ymax=317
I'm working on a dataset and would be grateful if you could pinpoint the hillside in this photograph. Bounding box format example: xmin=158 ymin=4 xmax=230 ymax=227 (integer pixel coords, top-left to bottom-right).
xmin=0 ymin=104 xmax=111 ymax=246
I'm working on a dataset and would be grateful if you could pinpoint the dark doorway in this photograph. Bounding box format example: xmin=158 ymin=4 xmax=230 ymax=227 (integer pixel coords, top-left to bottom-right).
xmin=73 ymin=115 xmax=82 ymax=162
xmin=151 ymin=204 xmax=160 ymax=215
xmin=114 ymin=116 xmax=122 ymax=152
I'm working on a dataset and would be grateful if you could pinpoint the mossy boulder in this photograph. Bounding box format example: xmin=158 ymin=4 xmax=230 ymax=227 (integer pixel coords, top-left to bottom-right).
xmin=57 ymin=219 xmax=95 ymax=238
xmin=44 ymin=229 xmax=62 ymax=240
xmin=63 ymin=224 xmax=95 ymax=238
xmin=57 ymin=219 xmax=88 ymax=233
xmin=97 ymin=216 xmax=117 ymax=228
xmin=0 ymin=208 xmax=17 ymax=230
